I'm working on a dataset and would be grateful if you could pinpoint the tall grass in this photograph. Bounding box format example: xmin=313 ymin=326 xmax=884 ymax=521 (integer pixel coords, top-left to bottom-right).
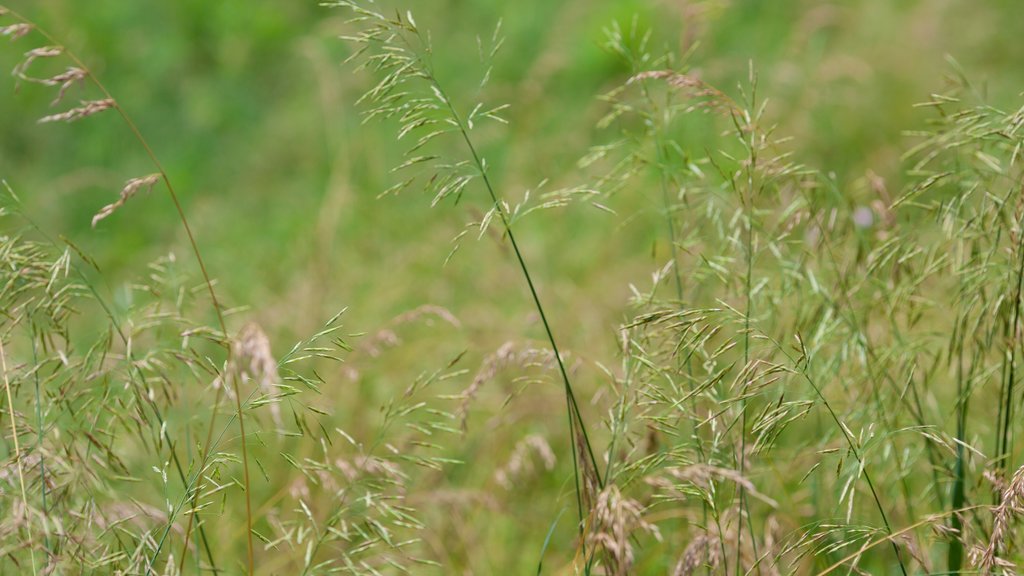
xmin=3 ymin=2 xmax=1024 ymax=575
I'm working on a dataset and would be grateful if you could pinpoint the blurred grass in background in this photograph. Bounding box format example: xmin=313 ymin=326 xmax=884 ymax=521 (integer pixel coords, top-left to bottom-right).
xmin=2 ymin=1 xmax=1024 ymax=573
xmin=3 ymin=0 xmax=1021 ymax=339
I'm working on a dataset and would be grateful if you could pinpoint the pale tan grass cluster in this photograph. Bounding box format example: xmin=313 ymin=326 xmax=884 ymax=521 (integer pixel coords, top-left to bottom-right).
xmin=627 ymin=69 xmax=740 ymax=117
xmin=457 ymin=341 xmax=557 ymax=429
xmin=972 ymin=464 xmax=1024 ymax=572
xmin=12 ymin=46 xmax=87 ymax=105
xmin=985 ymin=468 xmax=1009 ymax=494
xmin=287 ymin=465 xmax=342 ymax=500
xmin=359 ymin=304 xmax=460 ymax=358
xmin=587 ymin=484 xmax=661 ymax=576
xmin=96 ymin=501 xmax=175 ymax=534
xmin=334 ymin=455 xmax=405 ymax=485
xmin=493 ymin=434 xmax=555 ymax=489
xmin=232 ymin=322 xmax=279 ymax=390
xmin=91 ymin=174 xmax=160 ymax=227
xmin=33 ymin=66 xmax=86 ymax=105
xmin=576 ymin=421 xmax=602 ymax=510
xmin=0 ymin=452 xmax=41 ymax=487
xmin=673 ymin=534 xmax=721 ymax=576
xmin=230 ymin=322 xmax=282 ymax=426
xmin=38 ymin=97 xmax=115 ymax=124
xmin=12 ymin=45 xmax=60 ymax=75
xmin=0 ymin=22 xmax=30 ymax=41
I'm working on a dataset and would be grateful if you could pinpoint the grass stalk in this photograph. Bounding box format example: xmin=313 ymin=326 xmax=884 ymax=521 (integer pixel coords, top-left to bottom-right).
xmin=947 ymin=310 xmax=968 ymax=573
xmin=6 ymin=193 xmax=223 ymax=572
xmin=736 ymin=95 xmax=758 ymax=576
xmin=776 ymin=332 xmax=909 ymax=575
xmin=436 ymin=76 xmax=606 ymax=529
xmin=997 ymin=209 xmax=1024 ymax=480
xmin=29 ymin=334 xmax=50 ymax=557
xmin=400 ymin=25 xmax=606 ymax=542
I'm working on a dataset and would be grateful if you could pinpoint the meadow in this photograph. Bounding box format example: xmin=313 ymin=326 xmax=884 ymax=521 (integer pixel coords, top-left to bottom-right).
xmin=2 ymin=0 xmax=1024 ymax=574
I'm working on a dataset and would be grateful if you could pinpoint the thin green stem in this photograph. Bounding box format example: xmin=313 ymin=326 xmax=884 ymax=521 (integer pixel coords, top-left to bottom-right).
xmin=637 ymin=80 xmax=683 ymax=302
xmin=998 ymin=212 xmax=1024 ymax=480
xmin=776 ymin=333 xmax=908 ymax=575
xmin=423 ymin=64 xmax=604 ymax=559
xmin=736 ymin=148 xmax=756 ymax=576
xmin=948 ymin=311 xmax=968 ymax=573
xmin=29 ymin=333 xmax=51 ymax=558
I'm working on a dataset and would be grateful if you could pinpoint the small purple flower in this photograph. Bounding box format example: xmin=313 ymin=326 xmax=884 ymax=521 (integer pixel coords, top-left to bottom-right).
xmin=853 ymin=206 xmax=874 ymax=229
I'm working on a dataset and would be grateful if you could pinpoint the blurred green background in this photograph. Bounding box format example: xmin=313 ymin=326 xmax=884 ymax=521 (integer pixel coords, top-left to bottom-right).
xmin=3 ymin=0 xmax=1022 ymax=346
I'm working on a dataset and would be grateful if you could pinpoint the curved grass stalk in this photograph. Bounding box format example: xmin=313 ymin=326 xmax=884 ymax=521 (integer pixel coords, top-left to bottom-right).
xmin=996 ymin=210 xmax=1024 ymax=479
xmin=430 ymin=69 xmax=606 ymax=561
xmin=794 ymin=182 xmax=948 ymax=574
xmin=433 ymin=71 xmax=605 ymax=480
xmin=329 ymin=5 xmax=604 ymax=558
xmin=736 ymin=81 xmax=759 ymax=576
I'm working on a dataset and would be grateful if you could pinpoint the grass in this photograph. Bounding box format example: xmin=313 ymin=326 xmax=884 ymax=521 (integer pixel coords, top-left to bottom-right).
xmin=3 ymin=0 xmax=1024 ymax=574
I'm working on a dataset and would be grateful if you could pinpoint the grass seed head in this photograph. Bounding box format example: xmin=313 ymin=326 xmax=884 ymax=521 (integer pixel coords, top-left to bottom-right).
xmin=38 ymin=97 xmax=115 ymax=124
xmin=92 ymin=174 xmax=160 ymax=227
xmin=1 ymin=22 xmax=30 ymax=41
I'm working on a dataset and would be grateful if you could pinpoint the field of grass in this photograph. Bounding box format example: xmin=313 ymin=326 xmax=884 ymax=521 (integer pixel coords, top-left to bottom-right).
xmin=3 ymin=1 xmax=1024 ymax=574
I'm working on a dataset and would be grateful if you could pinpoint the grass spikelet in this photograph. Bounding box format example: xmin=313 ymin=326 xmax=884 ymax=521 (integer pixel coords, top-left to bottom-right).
xmin=91 ymin=174 xmax=160 ymax=227
xmin=37 ymin=97 xmax=115 ymax=123
xmin=232 ymin=322 xmax=282 ymax=426
xmin=0 ymin=22 xmax=30 ymax=41
xmin=674 ymin=534 xmax=722 ymax=576
xmin=11 ymin=45 xmax=61 ymax=76
xmin=586 ymin=484 xmax=661 ymax=575
xmin=457 ymin=341 xmax=557 ymax=430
